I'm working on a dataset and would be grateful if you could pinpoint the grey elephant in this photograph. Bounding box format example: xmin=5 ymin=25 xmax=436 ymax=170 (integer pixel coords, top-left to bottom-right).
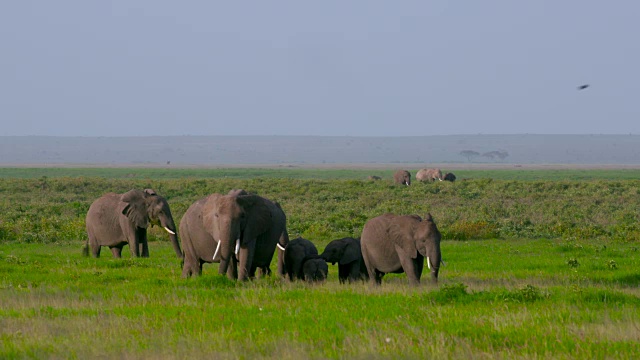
xmin=179 ymin=189 xmax=289 ymax=280
xmin=367 ymin=175 xmax=382 ymax=181
xmin=416 ymin=168 xmax=443 ymax=182
xmin=301 ymin=255 xmax=328 ymax=283
xmin=443 ymin=172 xmax=456 ymax=182
xmin=319 ymin=237 xmax=368 ymax=283
xmin=284 ymin=237 xmax=319 ymax=281
xmin=361 ymin=213 xmax=442 ymax=286
xmin=84 ymin=189 xmax=181 ymax=258
xmin=393 ymin=170 xmax=411 ymax=186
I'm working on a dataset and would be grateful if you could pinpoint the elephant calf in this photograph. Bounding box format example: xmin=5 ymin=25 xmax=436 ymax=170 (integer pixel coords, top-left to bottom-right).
xmin=319 ymin=237 xmax=368 ymax=283
xmin=284 ymin=237 xmax=320 ymax=281
xmin=361 ymin=213 xmax=442 ymax=286
xmin=84 ymin=189 xmax=181 ymax=259
xmin=301 ymin=255 xmax=328 ymax=283
xmin=443 ymin=172 xmax=456 ymax=182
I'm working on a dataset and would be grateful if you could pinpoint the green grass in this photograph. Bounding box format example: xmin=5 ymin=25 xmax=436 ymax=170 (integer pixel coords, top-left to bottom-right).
xmin=1 ymin=239 xmax=639 ymax=359
xmin=1 ymin=169 xmax=640 ymax=358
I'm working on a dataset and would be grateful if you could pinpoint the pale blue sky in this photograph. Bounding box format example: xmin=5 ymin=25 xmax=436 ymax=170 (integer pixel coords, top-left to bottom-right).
xmin=1 ymin=1 xmax=638 ymax=136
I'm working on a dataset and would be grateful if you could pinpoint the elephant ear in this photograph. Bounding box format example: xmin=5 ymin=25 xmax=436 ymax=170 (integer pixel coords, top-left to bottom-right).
xmin=237 ymin=195 xmax=271 ymax=239
xmin=121 ymin=189 xmax=149 ymax=229
xmin=144 ymin=189 xmax=157 ymax=196
xmin=340 ymin=239 xmax=360 ymax=265
xmin=388 ymin=216 xmax=419 ymax=259
xmin=202 ymin=193 xmax=223 ymax=236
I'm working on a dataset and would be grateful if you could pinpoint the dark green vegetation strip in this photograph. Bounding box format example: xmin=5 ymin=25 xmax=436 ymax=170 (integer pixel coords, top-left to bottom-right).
xmin=2 ymin=166 xmax=640 ymax=180
xmin=1 ymin=240 xmax=639 ymax=359
xmin=1 ymin=176 xmax=639 ymax=243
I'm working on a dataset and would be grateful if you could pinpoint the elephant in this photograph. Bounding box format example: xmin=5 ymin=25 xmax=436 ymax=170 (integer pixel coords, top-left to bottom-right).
xmin=84 ymin=189 xmax=181 ymax=258
xmin=367 ymin=175 xmax=382 ymax=181
xmin=179 ymin=189 xmax=289 ymax=280
xmin=393 ymin=170 xmax=411 ymax=186
xmin=443 ymin=172 xmax=456 ymax=182
xmin=361 ymin=213 xmax=442 ymax=286
xmin=416 ymin=168 xmax=443 ymax=182
xmin=284 ymin=237 xmax=319 ymax=281
xmin=301 ymin=255 xmax=328 ymax=283
xmin=319 ymin=237 xmax=368 ymax=283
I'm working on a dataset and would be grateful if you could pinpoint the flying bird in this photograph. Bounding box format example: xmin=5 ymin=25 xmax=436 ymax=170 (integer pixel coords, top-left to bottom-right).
xmin=577 ymin=84 xmax=590 ymax=90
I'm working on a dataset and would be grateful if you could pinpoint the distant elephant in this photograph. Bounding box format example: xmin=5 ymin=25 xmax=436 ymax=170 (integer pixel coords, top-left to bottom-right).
xmin=361 ymin=213 xmax=442 ymax=286
xmin=416 ymin=168 xmax=443 ymax=182
xmin=301 ymin=255 xmax=328 ymax=283
xmin=179 ymin=189 xmax=289 ymax=280
xmin=393 ymin=170 xmax=411 ymax=186
xmin=443 ymin=172 xmax=456 ymax=182
xmin=284 ymin=237 xmax=319 ymax=281
xmin=367 ymin=175 xmax=382 ymax=181
xmin=84 ymin=189 xmax=181 ymax=258
xmin=319 ymin=237 xmax=368 ymax=283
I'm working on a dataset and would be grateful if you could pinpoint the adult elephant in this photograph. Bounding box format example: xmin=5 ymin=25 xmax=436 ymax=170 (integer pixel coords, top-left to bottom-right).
xmin=179 ymin=189 xmax=289 ymax=280
xmin=84 ymin=189 xmax=181 ymax=258
xmin=319 ymin=237 xmax=368 ymax=283
xmin=443 ymin=172 xmax=456 ymax=182
xmin=361 ymin=213 xmax=442 ymax=286
xmin=393 ymin=170 xmax=411 ymax=186
xmin=284 ymin=237 xmax=319 ymax=281
xmin=416 ymin=168 xmax=443 ymax=182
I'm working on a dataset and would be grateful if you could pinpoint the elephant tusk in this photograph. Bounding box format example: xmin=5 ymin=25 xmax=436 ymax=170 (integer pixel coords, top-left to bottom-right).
xmin=277 ymin=243 xmax=286 ymax=251
xmin=427 ymin=256 xmax=431 ymax=270
xmin=213 ymin=240 xmax=221 ymax=261
xmin=235 ymin=239 xmax=240 ymax=256
xmin=164 ymin=227 xmax=176 ymax=235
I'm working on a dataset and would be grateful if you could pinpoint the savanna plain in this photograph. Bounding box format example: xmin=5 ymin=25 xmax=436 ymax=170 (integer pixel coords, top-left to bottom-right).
xmin=1 ymin=167 xmax=640 ymax=359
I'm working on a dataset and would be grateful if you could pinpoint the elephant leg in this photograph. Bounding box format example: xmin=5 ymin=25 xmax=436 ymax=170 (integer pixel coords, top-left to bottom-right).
xmin=338 ymin=265 xmax=349 ymax=284
xmin=348 ymin=263 xmax=362 ymax=283
xmin=399 ymin=256 xmax=420 ymax=286
xmin=226 ymin=256 xmax=238 ymax=280
xmin=91 ymin=243 xmax=101 ymax=258
xmin=414 ymin=256 xmax=424 ymax=282
xmin=374 ymin=270 xmax=384 ymax=285
xmin=126 ymin=227 xmax=141 ymax=257
xmin=140 ymin=237 xmax=149 ymax=258
xmin=237 ymin=244 xmax=256 ymax=281
xmin=181 ymin=253 xmax=200 ymax=278
xmin=110 ymin=246 xmax=122 ymax=258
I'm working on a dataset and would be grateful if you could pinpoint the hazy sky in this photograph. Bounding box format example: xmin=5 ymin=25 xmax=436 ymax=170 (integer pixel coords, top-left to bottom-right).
xmin=1 ymin=1 xmax=638 ymax=136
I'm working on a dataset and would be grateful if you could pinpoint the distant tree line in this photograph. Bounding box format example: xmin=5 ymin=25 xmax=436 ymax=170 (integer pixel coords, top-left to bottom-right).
xmin=459 ymin=150 xmax=509 ymax=162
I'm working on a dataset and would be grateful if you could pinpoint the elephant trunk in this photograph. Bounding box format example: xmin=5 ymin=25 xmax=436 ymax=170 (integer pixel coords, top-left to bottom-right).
xmin=426 ymin=250 xmax=441 ymax=283
xmin=160 ymin=217 xmax=182 ymax=258
xmin=217 ymin=224 xmax=241 ymax=277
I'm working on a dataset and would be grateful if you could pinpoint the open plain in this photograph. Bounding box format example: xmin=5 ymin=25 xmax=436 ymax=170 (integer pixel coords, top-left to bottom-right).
xmin=1 ymin=164 xmax=640 ymax=358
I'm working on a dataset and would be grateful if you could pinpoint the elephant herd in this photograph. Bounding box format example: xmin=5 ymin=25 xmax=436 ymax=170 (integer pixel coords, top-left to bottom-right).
xmin=384 ymin=168 xmax=456 ymax=186
xmin=84 ymin=188 xmax=443 ymax=286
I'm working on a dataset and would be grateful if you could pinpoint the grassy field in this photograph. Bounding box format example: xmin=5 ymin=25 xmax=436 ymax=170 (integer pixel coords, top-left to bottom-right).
xmin=1 ymin=168 xmax=640 ymax=358
xmin=2 ymin=240 xmax=639 ymax=359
